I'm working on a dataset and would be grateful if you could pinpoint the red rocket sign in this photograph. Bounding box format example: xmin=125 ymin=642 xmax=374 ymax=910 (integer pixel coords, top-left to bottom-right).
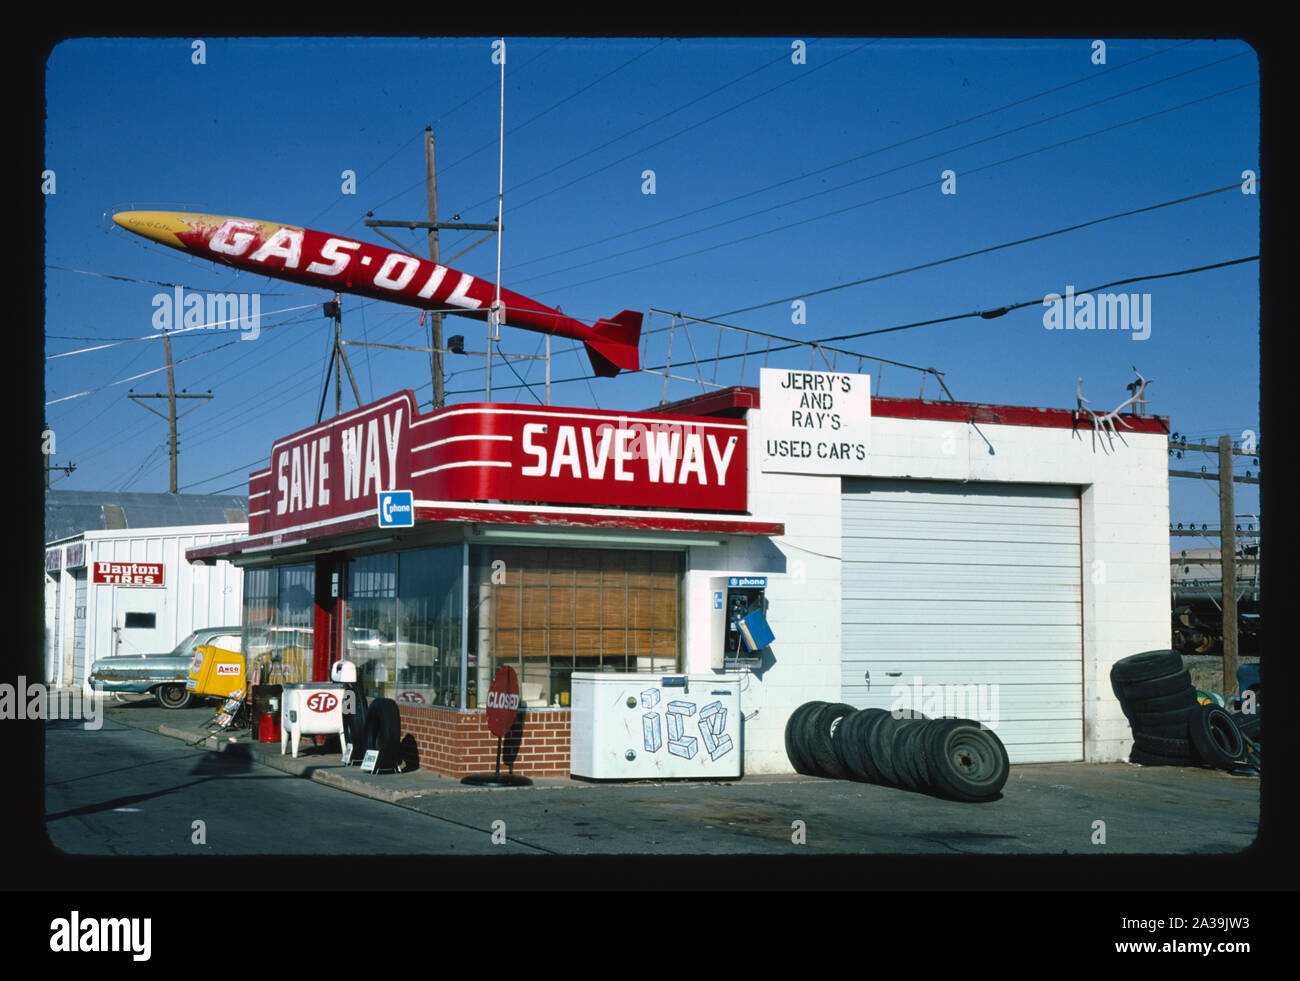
xmin=112 ymin=211 xmax=642 ymax=378
xmin=248 ymin=391 xmax=748 ymax=535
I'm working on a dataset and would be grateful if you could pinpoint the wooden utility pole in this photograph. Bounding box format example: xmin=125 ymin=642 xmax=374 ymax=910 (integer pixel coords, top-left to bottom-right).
xmin=1218 ymin=434 xmax=1238 ymax=696
xmin=128 ymin=331 xmax=212 ymax=492
xmin=425 ymin=127 xmax=445 ymax=408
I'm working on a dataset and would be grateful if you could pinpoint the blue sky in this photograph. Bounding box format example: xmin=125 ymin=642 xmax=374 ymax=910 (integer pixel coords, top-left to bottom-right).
xmin=42 ymin=35 xmax=1260 ymax=533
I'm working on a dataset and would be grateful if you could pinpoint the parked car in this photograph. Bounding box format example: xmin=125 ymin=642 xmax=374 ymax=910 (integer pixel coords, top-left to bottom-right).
xmin=87 ymin=626 xmax=243 ymax=709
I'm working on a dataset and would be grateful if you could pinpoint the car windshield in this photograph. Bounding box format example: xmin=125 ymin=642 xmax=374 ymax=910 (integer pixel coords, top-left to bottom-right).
xmin=169 ymin=632 xmax=202 ymax=657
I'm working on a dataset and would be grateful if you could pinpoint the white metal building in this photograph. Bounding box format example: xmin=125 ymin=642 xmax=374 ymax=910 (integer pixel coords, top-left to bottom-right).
xmin=44 ymin=510 xmax=247 ymax=691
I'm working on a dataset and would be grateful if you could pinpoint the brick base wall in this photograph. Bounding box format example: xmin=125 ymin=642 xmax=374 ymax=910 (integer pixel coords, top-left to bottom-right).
xmin=397 ymin=703 xmax=572 ymax=776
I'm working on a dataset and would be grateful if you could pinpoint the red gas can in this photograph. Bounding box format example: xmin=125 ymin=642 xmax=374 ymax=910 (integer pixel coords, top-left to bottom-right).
xmin=258 ymin=712 xmax=281 ymax=743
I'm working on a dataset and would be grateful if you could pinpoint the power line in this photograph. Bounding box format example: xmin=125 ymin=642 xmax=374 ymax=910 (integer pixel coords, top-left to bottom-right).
xmin=448 ymin=253 xmax=1257 ymax=398
xmin=533 ymin=81 xmax=1256 ymax=299
xmin=470 ymin=39 xmax=880 ymax=226
xmin=509 ymin=52 xmax=1250 ymax=289
xmin=508 ymin=40 xmax=1209 ymax=276
xmin=712 ymin=182 xmax=1250 ymax=320
xmin=44 ymin=263 xmax=317 ymax=295
xmin=362 ymin=41 xmax=666 ymax=220
xmin=802 ymin=255 xmax=1259 ymax=344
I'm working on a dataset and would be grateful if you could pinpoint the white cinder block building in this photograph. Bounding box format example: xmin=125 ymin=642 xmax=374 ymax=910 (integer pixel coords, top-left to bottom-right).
xmin=187 ymin=375 xmax=1169 ymax=776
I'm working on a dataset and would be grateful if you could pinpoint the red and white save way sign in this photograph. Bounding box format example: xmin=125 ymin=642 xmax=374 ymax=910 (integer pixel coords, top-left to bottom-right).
xmin=484 ymin=666 xmax=521 ymax=738
xmin=93 ymin=561 xmax=165 ymax=586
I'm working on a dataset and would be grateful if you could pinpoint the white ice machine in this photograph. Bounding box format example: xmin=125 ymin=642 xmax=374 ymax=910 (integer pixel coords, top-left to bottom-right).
xmin=569 ymin=672 xmax=742 ymax=779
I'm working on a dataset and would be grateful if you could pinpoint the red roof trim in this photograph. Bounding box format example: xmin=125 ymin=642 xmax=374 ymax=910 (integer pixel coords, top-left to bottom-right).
xmin=644 ymin=385 xmax=1168 ymax=434
xmin=872 ymin=397 xmax=1170 ymax=433
xmin=187 ymin=508 xmax=783 ymax=562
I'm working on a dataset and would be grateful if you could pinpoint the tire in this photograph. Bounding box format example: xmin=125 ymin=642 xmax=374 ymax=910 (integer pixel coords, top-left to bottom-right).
xmin=847 ymin=712 xmax=889 ymax=784
xmin=1121 ymin=686 xmax=1198 ymax=715
xmin=1131 ymin=733 xmax=1196 ymax=760
xmin=1130 ymin=746 xmax=1195 ymax=767
xmin=1230 ymin=712 xmax=1260 ymax=743
xmin=866 ymin=713 xmax=904 ymax=787
xmin=155 ymin=684 xmax=193 ymax=710
xmin=364 ymin=697 xmax=402 ymax=770
xmin=805 ymin=702 xmax=856 ymax=779
xmin=1111 ymin=650 xmax=1185 ymax=685
xmin=892 ymin=718 xmax=931 ymax=793
xmin=1118 ymin=671 xmax=1195 ymax=702
xmin=924 ymin=720 xmax=1009 ymax=802
xmin=836 ymin=709 xmax=885 ymax=783
xmin=784 ymin=701 xmax=826 ymax=775
xmin=1126 ymin=704 xmax=1198 ymax=733
xmin=344 ymin=683 xmax=368 ymax=764
xmin=1188 ymin=704 xmax=1247 ymax=770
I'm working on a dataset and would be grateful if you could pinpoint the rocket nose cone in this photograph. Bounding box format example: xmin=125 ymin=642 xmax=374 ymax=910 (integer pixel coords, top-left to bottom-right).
xmin=110 ymin=210 xmax=192 ymax=249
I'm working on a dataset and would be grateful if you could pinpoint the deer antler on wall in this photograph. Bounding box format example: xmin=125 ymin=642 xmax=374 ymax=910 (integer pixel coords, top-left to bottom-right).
xmin=1075 ymin=368 xmax=1152 ymax=452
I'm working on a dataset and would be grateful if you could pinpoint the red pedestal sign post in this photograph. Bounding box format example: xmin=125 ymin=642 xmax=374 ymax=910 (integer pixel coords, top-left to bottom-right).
xmin=462 ymin=665 xmax=532 ymax=786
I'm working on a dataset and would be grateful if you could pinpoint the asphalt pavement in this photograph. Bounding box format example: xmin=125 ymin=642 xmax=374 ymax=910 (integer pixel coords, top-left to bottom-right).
xmin=70 ymin=693 xmax=1262 ymax=858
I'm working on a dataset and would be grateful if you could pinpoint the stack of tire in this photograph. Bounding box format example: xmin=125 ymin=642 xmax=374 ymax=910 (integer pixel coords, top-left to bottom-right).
xmin=1110 ymin=649 xmax=1259 ymax=772
xmin=784 ymin=700 xmax=1010 ymax=803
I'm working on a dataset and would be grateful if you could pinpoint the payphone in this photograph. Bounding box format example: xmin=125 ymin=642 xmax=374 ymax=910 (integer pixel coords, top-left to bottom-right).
xmin=710 ymin=575 xmax=773 ymax=668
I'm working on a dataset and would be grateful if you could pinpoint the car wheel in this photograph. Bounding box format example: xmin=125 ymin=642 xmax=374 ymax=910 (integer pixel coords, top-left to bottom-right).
xmin=924 ymin=720 xmax=1009 ymax=802
xmin=155 ymin=684 xmax=193 ymax=710
xmin=1117 ymin=670 xmax=1195 ymax=702
xmin=1188 ymin=704 xmax=1247 ymax=770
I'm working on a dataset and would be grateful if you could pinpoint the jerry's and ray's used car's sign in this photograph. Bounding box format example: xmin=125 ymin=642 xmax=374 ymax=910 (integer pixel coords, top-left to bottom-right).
xmin=248 ymin=391 xmax=748 ymax=534
xmin=759 ymin=368 xmax=871 ymax=475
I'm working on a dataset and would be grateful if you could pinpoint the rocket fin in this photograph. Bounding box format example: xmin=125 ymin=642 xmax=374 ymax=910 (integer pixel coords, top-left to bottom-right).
xmin=583 ymin=310 xmax=643 ymax=378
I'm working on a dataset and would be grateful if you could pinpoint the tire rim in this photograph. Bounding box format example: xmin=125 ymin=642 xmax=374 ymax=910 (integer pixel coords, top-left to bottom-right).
xmin=945 ymin=733 xmax=997 ymax=782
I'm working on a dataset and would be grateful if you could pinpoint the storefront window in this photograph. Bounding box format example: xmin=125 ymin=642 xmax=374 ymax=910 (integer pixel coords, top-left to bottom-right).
xmin=397 ymin=546 xmax=463 ymax=709
xmin=242 ymin=563 xmax=315 ymax=684
xmin=470 ymin=546 xmax=682 ymax=708
xmin=347 ymin=554 xmax=397 ymax=699
xmin=348 ymin=547 xmax=464 ymax=708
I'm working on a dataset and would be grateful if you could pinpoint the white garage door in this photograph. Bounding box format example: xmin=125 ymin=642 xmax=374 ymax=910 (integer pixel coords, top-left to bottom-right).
xmin=842 ymin=479 xmax=1083 ymax=763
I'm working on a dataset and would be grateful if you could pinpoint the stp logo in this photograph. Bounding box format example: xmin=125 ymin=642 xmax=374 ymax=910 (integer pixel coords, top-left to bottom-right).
xmin=306 ymin=692 xmax=339 ymax=713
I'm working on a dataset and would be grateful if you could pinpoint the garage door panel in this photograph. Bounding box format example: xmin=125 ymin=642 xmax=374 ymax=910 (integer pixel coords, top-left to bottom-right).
xmin=844 ymin=625 xmax=1082 ymax=655
xmin=847 ymin=540 xmax=1080 ymax=566
xmin=846 ymin=582 xmax=1083 ymax=605
xmin=846 ymin=562 xmax=1080 ymax=589
xmin=844 ymin=519 xmax=1080 ymax=545
xmin=842 ymin=479 xmax=1082 ymax=764
xmin=845 ymin=663 xmax=1080 ymax=687
xmin=845 ymin=600 xmax=1082 ymax=626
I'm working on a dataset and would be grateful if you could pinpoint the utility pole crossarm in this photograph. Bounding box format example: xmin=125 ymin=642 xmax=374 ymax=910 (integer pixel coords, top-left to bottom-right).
xmin=125 ymin=331 xmax=213 ymax=493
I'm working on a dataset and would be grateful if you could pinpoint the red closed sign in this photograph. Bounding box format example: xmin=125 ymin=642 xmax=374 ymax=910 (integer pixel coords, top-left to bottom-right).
xmin=485 ymin=666 xmax=520 ymax=737
xmin=306 ymin=692 xmax=339 ymax=713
